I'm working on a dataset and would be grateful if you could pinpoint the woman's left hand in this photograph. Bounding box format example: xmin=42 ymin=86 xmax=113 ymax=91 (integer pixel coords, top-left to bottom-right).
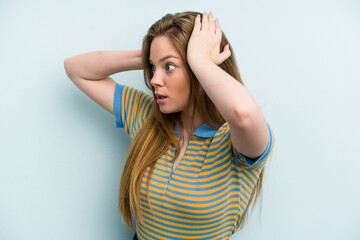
xmin=187 ymin=12 xmax=231 ymax=66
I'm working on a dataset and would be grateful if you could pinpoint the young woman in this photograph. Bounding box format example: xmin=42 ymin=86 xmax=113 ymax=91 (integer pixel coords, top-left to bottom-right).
xmin=64 ymin=11 xmax=273 ymax=240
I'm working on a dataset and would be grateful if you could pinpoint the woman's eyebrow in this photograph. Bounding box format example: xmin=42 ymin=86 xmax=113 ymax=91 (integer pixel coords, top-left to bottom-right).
xmin=149 ymin=55 xmax=179 ymax=63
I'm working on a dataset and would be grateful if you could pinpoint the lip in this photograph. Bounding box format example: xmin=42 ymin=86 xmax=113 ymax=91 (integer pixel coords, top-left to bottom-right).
xmin=156 ymin=97 xmax=167 ymax=104
xmin=155 ymin=92 xmax=166 ymax=97
xmin=155 ymin=92 xmax=167 ymax=104
xmin=156 ymin=96 xmax=167 ymax=104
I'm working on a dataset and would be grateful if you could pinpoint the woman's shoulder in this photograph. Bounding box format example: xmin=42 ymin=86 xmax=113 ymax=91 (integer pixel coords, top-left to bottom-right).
xmin=115 ymin=84 xmax=153 ymax=99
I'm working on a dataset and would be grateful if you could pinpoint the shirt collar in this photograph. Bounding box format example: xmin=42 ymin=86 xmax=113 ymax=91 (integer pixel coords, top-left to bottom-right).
xmin=174 ymin=123 xmax=218 ymax=138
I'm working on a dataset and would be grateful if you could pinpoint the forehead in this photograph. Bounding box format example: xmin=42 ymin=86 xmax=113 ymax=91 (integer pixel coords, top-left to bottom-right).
xmin=149 ymin=36 xmax=181 ymax=62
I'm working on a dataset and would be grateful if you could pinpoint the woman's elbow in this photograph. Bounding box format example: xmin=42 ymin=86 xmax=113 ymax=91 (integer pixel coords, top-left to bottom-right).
xmin=231 ymin=104 xmax=261 ymax=129
xmin=64 ymin=58 xmax=75 ymax=80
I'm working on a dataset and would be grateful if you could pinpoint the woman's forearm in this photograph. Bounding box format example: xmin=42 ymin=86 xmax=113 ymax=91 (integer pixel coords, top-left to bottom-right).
xmin=189 ymin=58 xmax=261 ymax=126
xmin=64 ymin=50 xmax=142 ymax=80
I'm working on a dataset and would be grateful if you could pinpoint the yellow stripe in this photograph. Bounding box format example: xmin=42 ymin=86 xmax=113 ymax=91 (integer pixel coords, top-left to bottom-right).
xmin=141 ymin=209 xmax=236 ymax=236
xmin=138 ymin=221 xmax=167 ymax=240
xmin=129 ymin=89 xmax=139 ymax=137
xmin=140 ymin=197 xmax=240 ymax=225
xmin=133 ymin=93 xmax=145 ymax=135
xmin=142 ymin=166 xmax=257 ymax=204
xmin=145 ymin=165 xmax=255 ymax=199
xmin=122 ymin=85 xmax=128 ymax=131
xmin=139 ymin=211 xmax=235 ymax=239
xmin=143 ymin=171 xmax=169 ymax=183
xmin=149 ymin=175 xmax=252 ymax=200
xmin=177 ymin=160 xmax=203 ymax=167
xmin=140 ymin=185 xmax=248 ymax=212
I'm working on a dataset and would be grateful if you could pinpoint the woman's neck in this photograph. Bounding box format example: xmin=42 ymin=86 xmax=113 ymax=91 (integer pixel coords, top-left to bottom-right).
xmin=179 ymin=109 xmax=203 ymax=136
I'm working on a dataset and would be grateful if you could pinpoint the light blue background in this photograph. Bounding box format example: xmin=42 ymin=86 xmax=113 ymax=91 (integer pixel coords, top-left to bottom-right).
xmin=1 ymin=0 xmax=359 ymax=239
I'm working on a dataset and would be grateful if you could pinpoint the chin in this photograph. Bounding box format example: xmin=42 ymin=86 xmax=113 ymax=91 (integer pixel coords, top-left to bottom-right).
xmin=159 ymin=108 xmax=173 ymax=114
xmin=159 ymin=106 xmax=180 ymax=115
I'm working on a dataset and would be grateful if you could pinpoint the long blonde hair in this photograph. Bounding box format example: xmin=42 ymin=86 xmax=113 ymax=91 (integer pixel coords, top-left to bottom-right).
xmin=119 ymin=11 xmax=263 ymax=231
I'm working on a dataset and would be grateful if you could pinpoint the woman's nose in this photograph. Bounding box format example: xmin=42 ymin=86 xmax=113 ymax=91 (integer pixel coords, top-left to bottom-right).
xmin=150 ymin=71 xmax=164 ymax=87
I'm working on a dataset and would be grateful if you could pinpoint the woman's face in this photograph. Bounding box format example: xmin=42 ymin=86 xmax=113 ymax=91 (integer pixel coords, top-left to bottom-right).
xmin=149 ymin=36 xmax=191 ymax=115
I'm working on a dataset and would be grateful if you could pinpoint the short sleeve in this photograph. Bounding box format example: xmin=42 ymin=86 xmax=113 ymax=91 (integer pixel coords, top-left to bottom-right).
xmin=113 ymin=84 xmax=154 ymax=140
xmin=234 ymin=123 xmax=273 ymax=168
xmin=114 ymin=84 xmax=125 ymax=128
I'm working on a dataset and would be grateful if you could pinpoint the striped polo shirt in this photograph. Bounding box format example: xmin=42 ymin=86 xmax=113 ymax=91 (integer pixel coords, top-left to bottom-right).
xmin=114 ymin=84 xmax=273 ymax=240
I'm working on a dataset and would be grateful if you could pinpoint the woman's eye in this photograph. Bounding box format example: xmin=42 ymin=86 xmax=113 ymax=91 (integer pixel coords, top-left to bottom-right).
xmin=165 ymin=64 xmax=175 ymax=71
xmin=150 ymin=64 xmax=156 ymax=72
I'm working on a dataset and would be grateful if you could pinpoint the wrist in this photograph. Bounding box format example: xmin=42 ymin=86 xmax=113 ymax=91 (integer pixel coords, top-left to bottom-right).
xmin=187 ymin=55 xmax=214 ymax=71
xmin=120 ymin=50 xmax=143 ymax=71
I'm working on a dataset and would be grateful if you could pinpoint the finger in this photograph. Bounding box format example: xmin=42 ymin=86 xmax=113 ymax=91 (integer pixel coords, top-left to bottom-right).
xmin=208 ymin=11 xmax=215 ymax=33
xmin=219 ymin=44 xmax=231 ymax=64
xmin=193 ymin=14 xmax=201 ymax=32
xmin=201 ymin=11 xmax=208 ymax=31
xmin=215 ymin=18 xmax=222 ymax=37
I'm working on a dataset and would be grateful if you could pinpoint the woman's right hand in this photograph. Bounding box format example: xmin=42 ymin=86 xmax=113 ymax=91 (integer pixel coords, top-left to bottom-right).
xmin=187 ymin=12 xmax=230 ymax=67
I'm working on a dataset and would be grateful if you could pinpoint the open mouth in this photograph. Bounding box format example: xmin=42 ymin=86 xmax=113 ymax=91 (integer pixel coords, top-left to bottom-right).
xmin=155 ymin=93 xmax=167 ymax=99
xmin=155 ymin=93 xmax=167 ymax=103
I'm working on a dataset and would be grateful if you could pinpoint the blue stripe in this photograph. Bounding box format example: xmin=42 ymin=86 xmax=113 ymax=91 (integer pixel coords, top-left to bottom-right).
xmin=140 ymin=200 xmax=240 ymax=226
xmin=165 ymin=186 xmax=247 ymax=202
xmin=140 ymin=203 xmax=238 ymax=235
xmin=143 ymin=188 xmax=244 ymax=211
xmin=140 ymin=210 xmax=235 ymax=239
xmin=179 ymin=158 xmax=204 ymax=165
xmin=143 ymin=175 xmax=251 ymax=198
xmin=141 ymin=204 xmax=239 ymax=227
xmin=114 ymin=84 xmax=124 ymax=128
xmin=171 ymin=168 xmax=256 ymax=191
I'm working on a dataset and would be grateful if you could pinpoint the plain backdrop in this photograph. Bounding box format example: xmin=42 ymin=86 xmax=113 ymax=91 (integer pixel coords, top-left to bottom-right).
xmin=1 ymin=0 xmax=359 ymax=239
